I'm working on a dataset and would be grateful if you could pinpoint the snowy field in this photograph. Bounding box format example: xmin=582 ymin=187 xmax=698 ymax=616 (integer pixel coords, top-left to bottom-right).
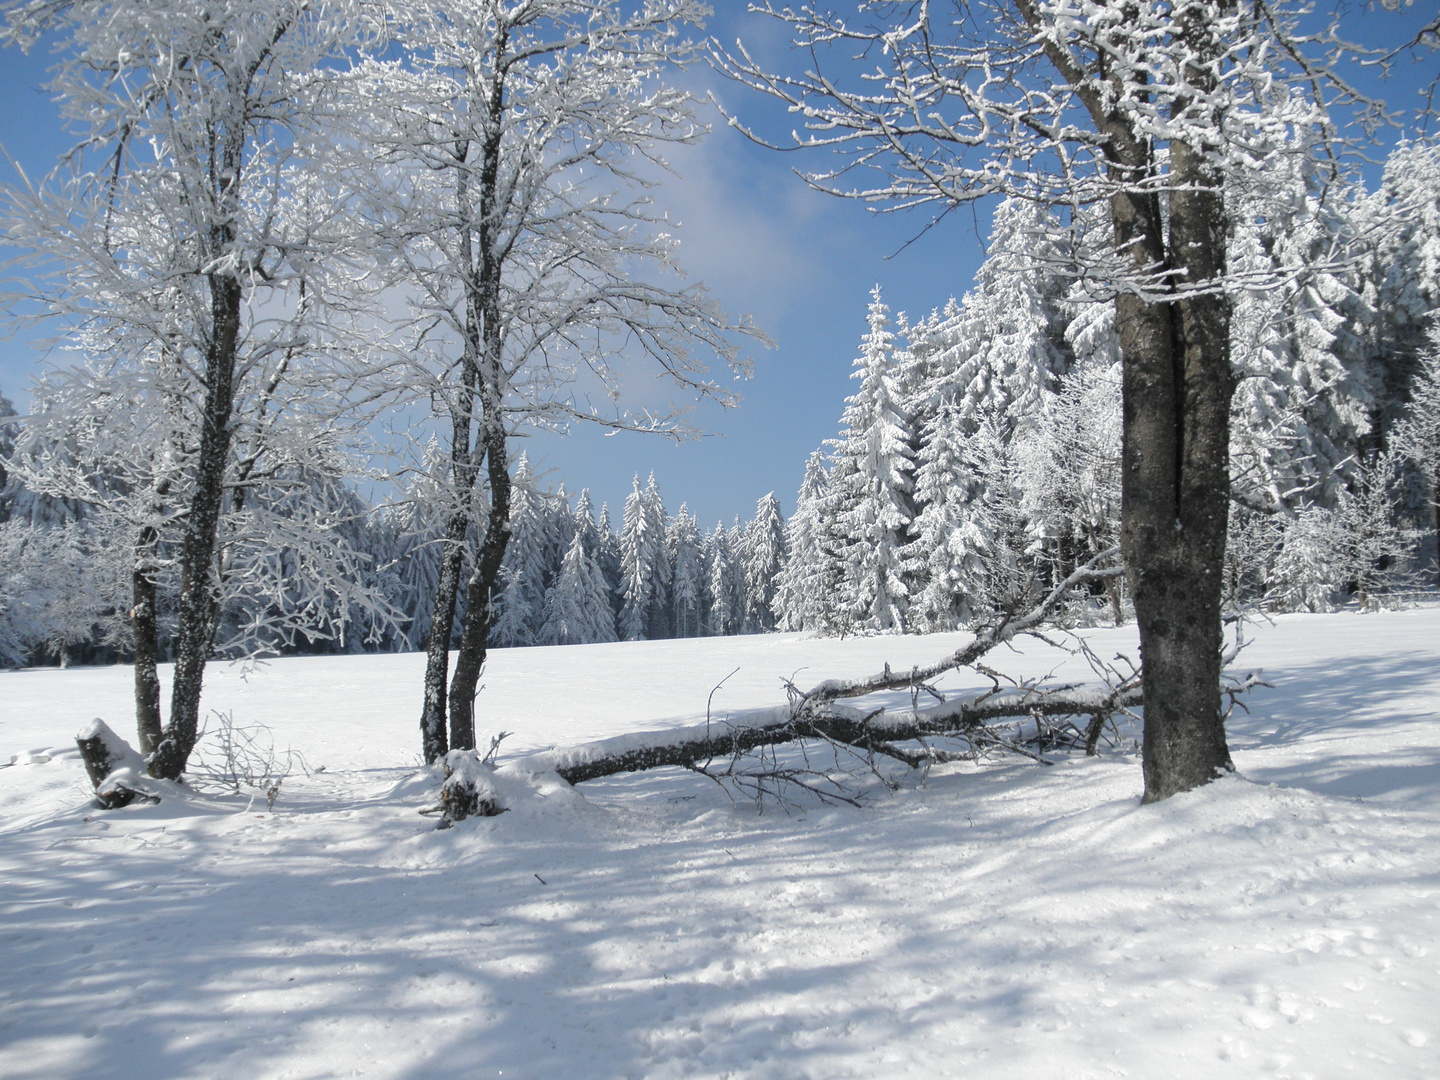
xmin=1 ymin=610 xmax=1438 ymax=1080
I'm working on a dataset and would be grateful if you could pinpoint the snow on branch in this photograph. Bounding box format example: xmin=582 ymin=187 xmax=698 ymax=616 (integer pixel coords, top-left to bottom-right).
xmin=796 ymin=546 xmax=1124 ymax=705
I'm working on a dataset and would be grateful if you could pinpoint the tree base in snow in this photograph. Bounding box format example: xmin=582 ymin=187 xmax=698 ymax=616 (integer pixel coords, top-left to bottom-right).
xmin=76 ymin=719 xmax=159 ymax=809
xmin=421 ymin=750 xmax=509 ymax=825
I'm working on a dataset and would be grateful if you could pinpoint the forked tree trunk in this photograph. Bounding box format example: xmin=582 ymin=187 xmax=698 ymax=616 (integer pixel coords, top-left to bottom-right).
xmin=1111 ymin=29 xmax=1235 ymax=803
xmin=444 ymin=71 xmax=511 ymax=756
xmin=448 ymin=404 xmax=511 ymax=753
xmin=149 ymin=272 xmax=241 ymax=781
xmin=418 ymin=398 xmax=482 ymax=763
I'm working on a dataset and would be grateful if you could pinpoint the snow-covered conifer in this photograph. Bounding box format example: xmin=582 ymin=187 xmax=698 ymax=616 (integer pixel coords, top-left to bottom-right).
xmin=668 ymin=505 xmax=704 ymax=638
xmin=742 ymin=493 xmax=786 ymax=633
xmin=618 ymin=476 xmax=657 ymax=641
xmin=824 ymin=288 xmax=916 ymax=633
xmin=572 ymin=489 xmax=601 ymax=557
xmin=702 ymin=522 xmax=737 ymax=636
xmin=1015 ymin=355 xmax=1125 ymax=616
xmin=1270 ymin=450 xmax=1418 ymax=611
xmin=1229 ymin=158 xmax=1373 ymax=511
xmin=642 ymin=474 xmax=673 ymax=639
xmin=903 ymin=402 xmax=985 ymax=631
xmin=539 ymin=531 xmax=618 ymax=645
xmin=953 ymin=414 xmax=1034 ymax=620
xmin=491 ymin=455 xmax=552 ymax=647
xmin=774 ymin=452 xmax=835 ymax=632
xmin=596 ymin=502 xmax=623 ymax=618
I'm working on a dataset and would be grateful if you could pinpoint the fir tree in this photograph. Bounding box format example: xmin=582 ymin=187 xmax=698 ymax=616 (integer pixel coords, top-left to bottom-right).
xmin=823 ymin=287 xmax=916 ymax=633
xmin=618 ymin=476 xmax=658 ymax=641
xmin=642 ymin=473 xmax=673 ymax=639
xmin=742 ymin=492 xmax=786 ymax=633
xmin=668 ymin=505 xmax=704 ymax=638
xmin=904 ymin=402 xmax=984 ymax=631
xmin=702 ymin=522 xmax=737 ymax=636
xmin=774 ymin=452 xmax=833 ymax=632
xmin=539 ymin=531 xmax=618 ymax=645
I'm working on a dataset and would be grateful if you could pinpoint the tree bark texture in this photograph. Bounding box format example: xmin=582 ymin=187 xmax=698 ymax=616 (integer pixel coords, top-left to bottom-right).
xmin=1114 ymin=10 xmax=1235 ymax=802
xmin=1018 ymin=0 xmax=1237 ymax=802
xmin=150 ymin=271 xmax=241 ymax=781
xmin=445 ymin=62 xmax=512 ymax=755
xmin=131 ymin=522 xmax=164 ymax=758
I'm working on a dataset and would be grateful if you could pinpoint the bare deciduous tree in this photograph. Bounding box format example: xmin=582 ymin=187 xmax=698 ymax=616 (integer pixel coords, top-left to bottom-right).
xmin=348 ymin=0 xmax=761 ymax=762
xmin=1 ymin=0 xmax=386 ymax=779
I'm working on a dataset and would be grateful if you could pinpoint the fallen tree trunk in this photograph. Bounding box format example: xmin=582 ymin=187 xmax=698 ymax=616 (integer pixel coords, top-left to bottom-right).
xmin=536 ymin=682 xmax=1142 ymax=786
xmin=794 ymin=552 xmax=1126 ymax=709
xmin=433 ymin=678 xmax=1143 ymax=822
xmin=431 ymin=549 xmax=1145 ymax=822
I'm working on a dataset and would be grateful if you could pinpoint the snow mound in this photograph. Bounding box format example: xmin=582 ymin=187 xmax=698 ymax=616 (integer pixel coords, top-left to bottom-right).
xmin=433 ymin=749 xmax=589 ymax=825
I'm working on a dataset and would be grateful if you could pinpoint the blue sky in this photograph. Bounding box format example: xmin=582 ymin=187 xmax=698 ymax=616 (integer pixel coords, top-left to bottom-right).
xmin=1 ymin=2 xmax=1435 ymax=527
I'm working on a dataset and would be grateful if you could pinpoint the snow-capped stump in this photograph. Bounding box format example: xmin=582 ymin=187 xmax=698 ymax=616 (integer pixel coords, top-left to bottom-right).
xmin=75 ymin=719 xmax=154 ymax=809
xmin=431 ymin=750 xmax=508 ymax=824
xmin=425 ymin=746 xmax=595 ymax=826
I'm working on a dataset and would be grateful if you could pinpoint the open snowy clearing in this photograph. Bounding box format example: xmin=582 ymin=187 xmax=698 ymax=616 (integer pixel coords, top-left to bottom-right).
xmin=1 ymin=610 xmax=1438 ymax=1080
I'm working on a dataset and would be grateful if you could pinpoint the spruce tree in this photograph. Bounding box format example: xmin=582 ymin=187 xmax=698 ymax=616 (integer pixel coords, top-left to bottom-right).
xmin=618 ymin=476 xmax=655 ymax=641
xmin=702 ymin=522 xmax=736 ymax=636
xmin=668 ymin=505 xmax=704 ymax=638
xmin=642 ymin=474 xmax=673 ymax=639
xmin=773 ymin=452 xmax=833 ymax=632
xmin=539 ymin=531 xmax=618 ymax=645
xmin=742 ymin=493 xmax=786 ymax=632
xmin=824 ymin=287 xmax=916 ymax=633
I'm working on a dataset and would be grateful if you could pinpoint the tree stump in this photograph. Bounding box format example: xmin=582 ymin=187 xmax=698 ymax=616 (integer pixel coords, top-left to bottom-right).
xmin=75 ymin=719 xmax=152 ymax=809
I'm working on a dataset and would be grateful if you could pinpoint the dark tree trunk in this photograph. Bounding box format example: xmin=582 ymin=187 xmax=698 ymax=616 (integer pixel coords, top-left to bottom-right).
xmin=1018 ymin=0 xmax=1238 ymax=802
xmin=131 ymin=520 xmax=164 ymax=757
xmin=444 ymin=66 xmax=512 ymax=755
xmin=416 ymin=53 xmax=514 ymax=762
xmin=447 ymin=397 xmax=511 ymax=753
xmin=418 ymin=512 xmax=466 ymax=764
xmin=418 ymin=389 xmax=481 ymax=764
xmin=1013 ymin=0 xmax=1237 ymax=803
xmin=150 ymin=271 xmax=241 ymax=781
xmin=1120 ymin=19 xmax=1235 ymax=803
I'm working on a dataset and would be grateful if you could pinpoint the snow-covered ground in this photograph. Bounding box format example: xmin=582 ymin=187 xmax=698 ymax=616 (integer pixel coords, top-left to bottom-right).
xmin=1 ymin=610 xmax=1438 ymax=1080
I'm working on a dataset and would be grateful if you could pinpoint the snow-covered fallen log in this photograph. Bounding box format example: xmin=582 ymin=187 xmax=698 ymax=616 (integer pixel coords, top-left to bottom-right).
xmin=432 ymin=680 xmax=1143 ymax=822
xmin=431 ymin=549 xmax=1145 ymax=822
xmin=539 ymin=682 xmax=1141 ymax=785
